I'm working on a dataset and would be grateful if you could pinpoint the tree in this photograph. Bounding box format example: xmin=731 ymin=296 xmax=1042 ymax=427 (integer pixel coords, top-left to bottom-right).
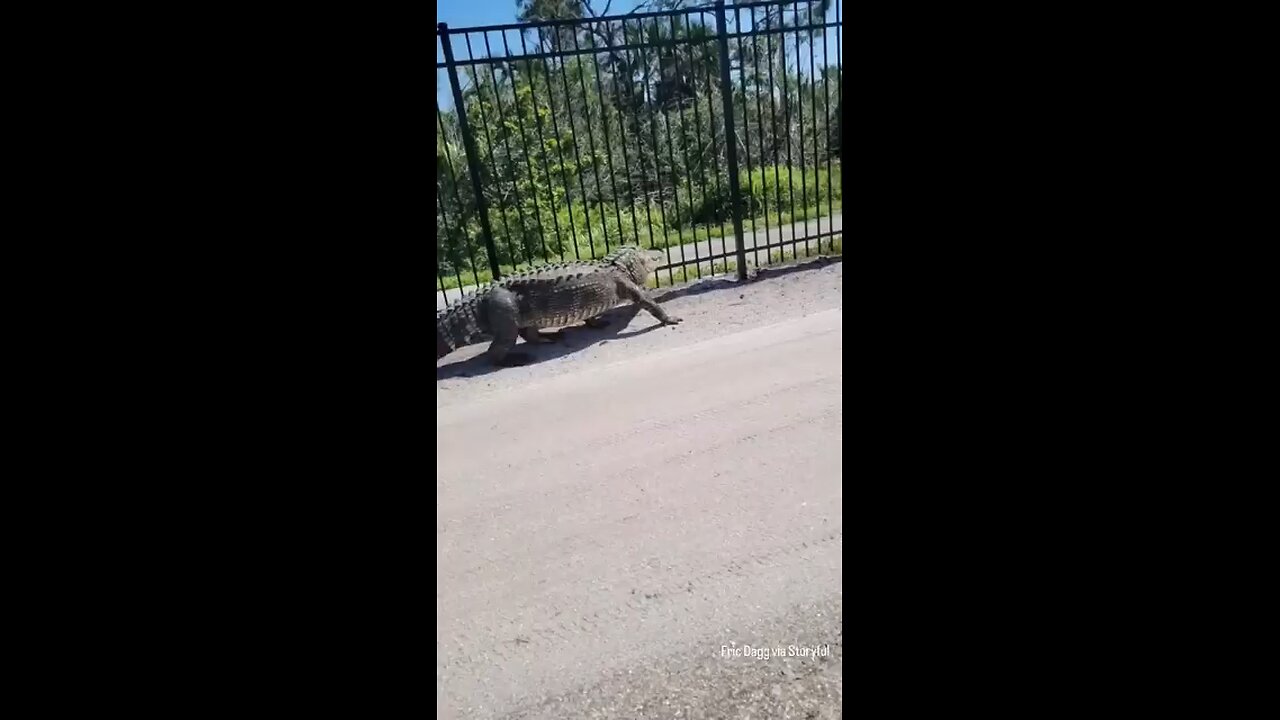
xmin=436 ymin=0 xmax=842 ymax=283
xmin=518 ymin=0 xmax=584 ymax=53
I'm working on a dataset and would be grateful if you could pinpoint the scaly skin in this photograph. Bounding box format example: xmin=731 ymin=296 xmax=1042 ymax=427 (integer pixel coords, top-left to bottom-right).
xmin=436 ymin=246 xmax=683 ymax=366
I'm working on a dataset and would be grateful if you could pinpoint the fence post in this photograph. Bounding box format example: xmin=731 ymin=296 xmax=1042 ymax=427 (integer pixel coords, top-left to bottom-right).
xmin=714 ymin=1 xmax=749 ymax=281
xmin=439 ymin=23 xmax=502 ymax=281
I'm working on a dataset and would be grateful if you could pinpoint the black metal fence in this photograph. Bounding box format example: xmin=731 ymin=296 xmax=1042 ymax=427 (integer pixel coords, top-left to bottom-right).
xmin=436 ymin=0 xmax=842 ymax=306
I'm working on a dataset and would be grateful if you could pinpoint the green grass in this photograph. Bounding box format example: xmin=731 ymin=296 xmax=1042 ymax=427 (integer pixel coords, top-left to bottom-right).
xmin=441 ymin=233 xmax=843 ymax=298
xmin=644 ymin=234 xmax=843 ymax=290
xmin=653 ymin=200 xmax=841 ymax=248
xmin=438 ymin=164 xmax=841 ymax=291
xmin=439 ymin=198 xmax=842 ymax=291
xmin=767 ymin=234 xmax=842 ymax=265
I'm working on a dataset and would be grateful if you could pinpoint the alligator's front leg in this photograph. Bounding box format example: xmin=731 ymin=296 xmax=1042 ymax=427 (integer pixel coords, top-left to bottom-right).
xmin=616 ymin=278 xmax=682 ymax=325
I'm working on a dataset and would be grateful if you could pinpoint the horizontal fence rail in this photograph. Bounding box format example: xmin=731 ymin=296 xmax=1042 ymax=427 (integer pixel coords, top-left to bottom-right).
xmin=437 ymin=0 xmax=842 ymax=307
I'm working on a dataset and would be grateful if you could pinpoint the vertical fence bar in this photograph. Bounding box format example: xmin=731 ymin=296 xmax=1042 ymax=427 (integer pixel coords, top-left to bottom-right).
xmin=569 ymin=27 xmax=610 ymax=255
xmin=836 ymin=0 xmax=842 ymax=153
xmin=439 ymin=23 xmax=501 ymax=280
xmin=672 ymin=13 xmax=702 ymax=280
xmin=437 ymin=108 xmax=482 ymax=288
xmin=733 ymin=7 xmax=759 ymax=269
xmin=792 ymin=2 xmax=809 ymax=257
xmin=500 ymin=30 xmax=551 ymax=264
xmin=682 ymin=12 xmax=710 ymax=279
xmin=807 ymin=2 xmax=822 ymax=253
xmin=823 ymin=4 xmax=835 ymax=248
xmin=556 ymin=35 xmax=598 ymax=259
xmin=621 ymin=18 xmax=660 ymax=259
xmin=516 ymin=29 xmax=565 ymax=262
xmin=436 ymin=188 xmax=467 ymax=296
xmin=750 ymin=7 xmax=771 ymax=268
xmin=436 ymin=182 xmax=457 ymax=307
xmin=836 ymin=0 xmax=842 ymax=247
xmin=696 ymin=9 xmax=729 ymax=271
xmin=657 ymin=15 xmax=689 ymax=282
xmin=481 ymin=32 xmax=533 ymax=267
xmin=586 ymin=20 xmax=627 ymax=249
xmin=716 ymin=0 xmax=748 ymax=280
xmin=603 ymin=18 xmax=643 ymax=249
xmin=636 ymin=16 xmax=677 ymax=285
xmin=765 ymin=10 xmax=784 ymax=264
xmin=535 ymin=26 xmax=582 ymax=261
xmin=465 ymin=34 xmax=520 ymax=269
xmin=779 ymin=10 xmax=797 ymax=257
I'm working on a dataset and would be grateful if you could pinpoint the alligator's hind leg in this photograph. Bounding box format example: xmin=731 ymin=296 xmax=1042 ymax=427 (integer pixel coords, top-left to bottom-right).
xmin=485 ymin=288 xmax=531 ymax=366
xmin=583 ymin=316 xmax=611 ymax=328
xmin=519 ymin=328 xmax=564 ymax=343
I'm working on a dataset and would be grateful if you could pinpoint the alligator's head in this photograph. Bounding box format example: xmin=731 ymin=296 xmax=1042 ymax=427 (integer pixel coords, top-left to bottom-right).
xmin=610 ymin=246 xmax=668 ymax=285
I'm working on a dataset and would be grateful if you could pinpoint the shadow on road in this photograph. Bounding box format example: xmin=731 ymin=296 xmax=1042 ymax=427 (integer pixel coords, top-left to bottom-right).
xmin=436 ymin=305 xmax=671 ymax=380
xmin=652 ymin=255 xmax=840 ymax=304
xmin=436 ymin=256 xmax=841 ymax=381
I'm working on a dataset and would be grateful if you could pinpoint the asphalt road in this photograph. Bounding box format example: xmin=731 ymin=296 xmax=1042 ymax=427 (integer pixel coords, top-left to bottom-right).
xmin=437 ymin=212 xmax=843 ymax=311
xmin=437 ymin=263 xmax=843 ymax=718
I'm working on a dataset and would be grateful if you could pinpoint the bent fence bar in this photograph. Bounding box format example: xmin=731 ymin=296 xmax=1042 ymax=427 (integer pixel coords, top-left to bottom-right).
xmin=436 ymin=0 xmax=842 ymax=306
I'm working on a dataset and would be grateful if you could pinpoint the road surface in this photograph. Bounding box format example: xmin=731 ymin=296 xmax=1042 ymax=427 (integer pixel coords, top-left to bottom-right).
xmin=437 ymin=260 xmax=843 ymax=718
xmin=437 ymin=212 xmax=843 ymax=311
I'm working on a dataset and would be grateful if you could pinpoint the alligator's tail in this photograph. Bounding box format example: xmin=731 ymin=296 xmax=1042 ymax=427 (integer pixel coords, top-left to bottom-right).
xmin=437 ymin=294 xmax=487 ymax=359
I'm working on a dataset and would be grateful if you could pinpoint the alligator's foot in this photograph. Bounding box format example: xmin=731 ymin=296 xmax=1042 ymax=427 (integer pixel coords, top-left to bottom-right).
xmin=583 ymin=317 xmax=611 ymax=329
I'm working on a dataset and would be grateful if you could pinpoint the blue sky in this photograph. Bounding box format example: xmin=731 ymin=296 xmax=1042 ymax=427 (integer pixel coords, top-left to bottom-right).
xmin=437 ymin=1 xmax=843 ymax=109
xmin=438 ymin=0 xmax=541 ymax=30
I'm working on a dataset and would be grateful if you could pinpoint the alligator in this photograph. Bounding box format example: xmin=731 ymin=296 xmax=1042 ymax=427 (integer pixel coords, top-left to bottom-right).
xmin=436 ymin=246 xmax=683 ymax=366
